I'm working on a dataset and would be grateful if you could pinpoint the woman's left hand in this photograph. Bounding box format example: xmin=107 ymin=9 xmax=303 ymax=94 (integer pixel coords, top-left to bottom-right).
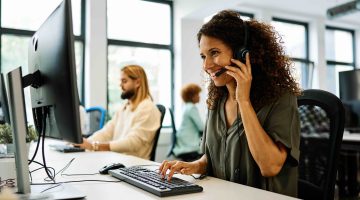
xmin=225 ymin=53 xmax=252 ymax=103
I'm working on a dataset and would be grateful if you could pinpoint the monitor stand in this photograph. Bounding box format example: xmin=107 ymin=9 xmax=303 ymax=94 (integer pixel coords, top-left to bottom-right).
xmin=6 ymin=67 xmax=86 ymax=199
xmin=14 ymin=184 xmax=86 ymax=200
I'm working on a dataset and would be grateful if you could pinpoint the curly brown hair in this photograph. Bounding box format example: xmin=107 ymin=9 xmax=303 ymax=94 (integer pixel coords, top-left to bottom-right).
xmin=197 ymin=10 xmax=301 ymax=110
xmin=181 ymin=83 xmax=202 ymax=103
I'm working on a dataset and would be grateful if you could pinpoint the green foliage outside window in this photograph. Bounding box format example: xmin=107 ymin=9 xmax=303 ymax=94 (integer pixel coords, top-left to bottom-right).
xmin=0 ymin=123 xmax=38 ymax=144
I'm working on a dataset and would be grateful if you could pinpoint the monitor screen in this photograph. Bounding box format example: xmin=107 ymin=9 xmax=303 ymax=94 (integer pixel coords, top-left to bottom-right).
xmin=0 ymin=73 xmax=10 ymax=124
xmin=28 ymin=0 xmax=82 ymax=143
xmin=339 ymin=70 xmax=360 ymax=131
xmin=339 ymin=69 xmax=360 ymax=101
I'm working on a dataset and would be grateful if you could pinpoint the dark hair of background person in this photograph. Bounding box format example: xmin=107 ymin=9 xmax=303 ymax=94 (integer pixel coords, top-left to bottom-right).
xmin=197 ymin=10 xmax=301 ymax=110
xmin=181 ymin=83 xmax=202 ymax=103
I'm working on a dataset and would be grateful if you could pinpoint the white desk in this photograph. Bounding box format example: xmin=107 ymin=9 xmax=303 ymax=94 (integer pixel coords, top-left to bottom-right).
xmin=342 ymin=132 xmax=360 ymax=151
xmin=25 ymin=139 xmax=297 ymax=200
xmin=343 ymin=132 xmax=360 ymax=142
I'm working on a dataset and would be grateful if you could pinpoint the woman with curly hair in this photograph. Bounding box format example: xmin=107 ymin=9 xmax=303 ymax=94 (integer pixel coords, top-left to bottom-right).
xmin=159 ymin=10 xmax=301 ymax=197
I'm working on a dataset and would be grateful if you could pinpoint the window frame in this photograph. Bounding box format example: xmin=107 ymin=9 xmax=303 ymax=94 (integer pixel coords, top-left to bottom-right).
xmin=237 ymin=11 xmax=254 ymax=19
xmin=106 ymin=0 xmax=174 ymax=127
xmin=325 ymin=26 xmax=356 ymax=68
xmin=0 ymin=0 xmax=86 ymax=103
xmin=272 ymin=17 xmax=313 ymax=89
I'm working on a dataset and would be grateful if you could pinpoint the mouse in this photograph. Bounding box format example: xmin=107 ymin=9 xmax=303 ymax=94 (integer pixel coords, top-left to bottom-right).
xmin=99 ymin=163 xmax=125 ymax=174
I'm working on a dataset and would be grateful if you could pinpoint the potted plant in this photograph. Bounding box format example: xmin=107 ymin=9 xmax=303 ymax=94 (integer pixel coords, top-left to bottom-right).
xmin=0 ymin=123 xmax=38 ymax=154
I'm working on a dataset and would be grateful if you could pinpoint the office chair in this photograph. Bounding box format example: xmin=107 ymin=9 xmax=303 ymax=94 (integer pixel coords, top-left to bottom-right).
xmin=297 ymin=89 xmax=345 ymax=200
xmin=150 ymin=104 xmax=166 ymax=161
xmin=167 ymin=107 xmax=177 ymax=157
xmin=85 ymin=106 xmax=107 ymax=137
xmin=166 ymin=107 xmax=203 ymax=161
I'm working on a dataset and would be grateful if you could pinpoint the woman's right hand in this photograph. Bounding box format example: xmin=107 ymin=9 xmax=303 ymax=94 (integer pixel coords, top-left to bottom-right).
xmin=158 ymin=160 xmax=203 ymax=181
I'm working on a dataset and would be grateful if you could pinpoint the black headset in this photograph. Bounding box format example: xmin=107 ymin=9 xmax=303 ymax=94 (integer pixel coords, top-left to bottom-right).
xmin=214 ymin=21 xmax=250 ymax=77
xmin=233 ymin=22 xmax=249 ymax=63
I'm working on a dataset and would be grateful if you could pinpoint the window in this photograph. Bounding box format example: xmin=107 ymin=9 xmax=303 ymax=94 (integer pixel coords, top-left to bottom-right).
xmin=272 ymin=18 xmax=312 ymax=89
xmin=107 ymin=0 xmax=170 ymax=45
xmin=325 ymin=27 xmax=355 ymax=96
xmin=204 ymin=11 xmax=253 ymax=23
xmin=0 ymin=0 xmax=85 ymax=121
xmin=1 ymin=0 xmax=82 ymax=35
xmin=107 ymin=0 xmax=173 ymax=126
xmin=0 ymin=0 xmax=85 ymax=99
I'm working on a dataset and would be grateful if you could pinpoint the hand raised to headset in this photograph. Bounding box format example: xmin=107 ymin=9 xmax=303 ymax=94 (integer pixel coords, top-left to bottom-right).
xmin=224 ymin=52 xmax=252 ymax=104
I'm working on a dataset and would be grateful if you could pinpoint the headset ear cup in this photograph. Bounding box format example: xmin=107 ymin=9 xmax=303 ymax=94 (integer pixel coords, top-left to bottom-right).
xmin=234 ymin=48 xmax=242 ymax=60
xmin=239 ymin=48 xmax=249 ymax=62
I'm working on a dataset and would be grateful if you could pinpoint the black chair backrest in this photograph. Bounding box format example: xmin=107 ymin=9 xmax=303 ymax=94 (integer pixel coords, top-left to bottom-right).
xmin=150 ymin=104 xmax=166 ymax=161
xmin=297 ymin=89 xmax=345 ymax=200
xmin=167 ymin=107 xmax=177 ymax=157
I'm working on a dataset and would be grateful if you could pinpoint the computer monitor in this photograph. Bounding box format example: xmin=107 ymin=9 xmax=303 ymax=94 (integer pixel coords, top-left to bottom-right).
xmin=339 ymin=69 xmax=360 ymax=101
xmin=0 ymin=73 xmax=10 ymax=124
xmin=6 ymin=0 xmax=83 ymax=196
xmin=28 ymin=0 xmax=82 ymax=143
xmin=339 ymin=70 xmax=360 ymax=131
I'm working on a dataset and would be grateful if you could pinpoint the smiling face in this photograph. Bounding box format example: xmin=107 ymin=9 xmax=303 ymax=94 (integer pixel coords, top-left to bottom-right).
xmin=199 ymin=35 xmax=234 ymax=86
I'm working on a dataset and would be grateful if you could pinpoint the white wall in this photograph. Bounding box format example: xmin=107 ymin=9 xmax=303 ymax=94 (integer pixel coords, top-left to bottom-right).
xmin=172 ymin=0 xmax=360 ymax=120
xmin=84 ymin=0 xmax=360 ymax=119
xmin=83 ymin=0 xmax=360 ymax=160
xmin=84 ymin=0 xmax=107 ymax=108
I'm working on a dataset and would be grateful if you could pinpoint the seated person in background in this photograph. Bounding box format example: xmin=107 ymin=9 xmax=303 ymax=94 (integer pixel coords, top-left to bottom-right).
xmin=75 ymin=65 xmax=161 ymax=160
xmin=172 ymin=83 xmax=204 ymax=162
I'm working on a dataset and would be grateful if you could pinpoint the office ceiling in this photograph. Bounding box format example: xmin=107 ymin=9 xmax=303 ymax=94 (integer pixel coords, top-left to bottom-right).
xmin=243 ymin=0 xmax=360 ymax=24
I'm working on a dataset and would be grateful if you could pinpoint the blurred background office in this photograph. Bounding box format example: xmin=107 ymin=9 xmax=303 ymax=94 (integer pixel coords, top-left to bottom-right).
xmin=0 ymin=0 xmax=360 ymax=198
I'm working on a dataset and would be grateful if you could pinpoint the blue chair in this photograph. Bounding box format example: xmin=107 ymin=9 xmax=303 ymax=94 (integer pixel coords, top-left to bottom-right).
xmin=85 ymin=106 xmax=107 ymax=137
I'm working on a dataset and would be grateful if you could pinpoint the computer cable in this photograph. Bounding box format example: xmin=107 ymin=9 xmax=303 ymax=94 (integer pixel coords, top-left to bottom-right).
xmin=31 ymin=180 xmax=123 ymax=194
xmin=31 ymin=180 xmax=122 ymax=185
xmin=29 ymin=160 xmax=56 ymax=183
xmin=61 ymin=173 xmax=100 ymax=176
xmin=191 ymin=174 xmax=207 ymax=180
xmin=29 ymin=107 xmax=44 ymax=165
xmin=40 ymin=107 xmax=56 ymax=182
xmin=29 ymin=158 xmax=118 ymax=187
xmin=0 ymin=178 xmax=16 ymax=190
xmin=31 ymin=157 xmax=99 ymax=183
xmin=58 ymin=158 xmax=99 ymax=176
xmin=28 ymin=132 xmax=41 ymax=165
xmin=39 ymin=183 xmax=62 ymax=193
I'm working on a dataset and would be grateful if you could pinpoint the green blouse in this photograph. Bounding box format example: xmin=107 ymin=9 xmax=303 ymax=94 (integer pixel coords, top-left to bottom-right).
xmin=201 ymin=92 xmax=300 ymax=197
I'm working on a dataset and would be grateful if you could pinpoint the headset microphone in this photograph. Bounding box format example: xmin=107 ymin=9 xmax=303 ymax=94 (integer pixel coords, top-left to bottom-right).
xmin=215 ymin=22 xmax=250 ymax=77
xmin=214 ymin=68 xmax=227 ymax=77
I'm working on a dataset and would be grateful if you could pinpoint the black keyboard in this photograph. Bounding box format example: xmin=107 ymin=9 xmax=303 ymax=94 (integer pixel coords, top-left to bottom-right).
xmin=49 ymin=144 xmax=85 ymax=153
xmin=109 ymin=166 xmax=203 ymax=197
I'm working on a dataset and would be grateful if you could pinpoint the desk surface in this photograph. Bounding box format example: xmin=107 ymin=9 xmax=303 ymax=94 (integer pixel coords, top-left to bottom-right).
xmin=342 ymin=132 xmax=360 ymax=151
xmin=27 ymin=139 xmax=297 ymax=200
xmin=343 ymin=132 xmax=360 ymax=142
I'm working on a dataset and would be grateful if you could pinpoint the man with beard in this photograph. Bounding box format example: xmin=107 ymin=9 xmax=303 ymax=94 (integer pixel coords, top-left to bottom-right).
xmin=75 ymin=65 xmax=161 ymax=160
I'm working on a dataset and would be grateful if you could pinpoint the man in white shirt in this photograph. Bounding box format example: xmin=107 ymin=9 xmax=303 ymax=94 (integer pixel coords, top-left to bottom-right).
xmin=75 ymin=65 xmax=161 ymax=160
